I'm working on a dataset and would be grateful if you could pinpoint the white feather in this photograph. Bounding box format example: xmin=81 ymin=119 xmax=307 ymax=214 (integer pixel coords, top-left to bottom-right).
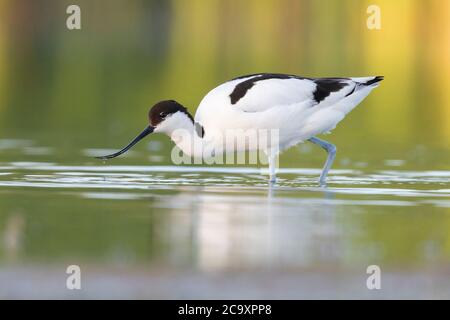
xmin=191 ymin=74 xmax=381 ymax=153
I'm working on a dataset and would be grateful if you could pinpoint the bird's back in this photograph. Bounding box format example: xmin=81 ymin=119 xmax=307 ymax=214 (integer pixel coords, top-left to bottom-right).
xmin=194 ymin=74 xmax=383 ymax=146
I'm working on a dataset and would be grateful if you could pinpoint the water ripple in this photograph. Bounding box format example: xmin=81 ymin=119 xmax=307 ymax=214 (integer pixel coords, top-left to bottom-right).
xmin=0 ymin=162 xmax=448 ymax=203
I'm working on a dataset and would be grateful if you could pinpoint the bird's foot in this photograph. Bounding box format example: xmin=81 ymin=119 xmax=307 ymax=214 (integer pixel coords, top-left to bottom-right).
xmin=269 ymin=175 xmax=277 ymax=185
xmin=318 ymin=176 xmax=328 ymax=188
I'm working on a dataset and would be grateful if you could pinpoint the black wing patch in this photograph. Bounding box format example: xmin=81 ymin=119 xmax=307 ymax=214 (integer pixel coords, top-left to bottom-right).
xmin=363 ymin=76 xmax=384 ymax=86
xmin=229 ymin=73 xmax=301 ymax=105
xmin=229 ymin=74 xmax=351 ymax=105
xmin=312 ymin=78 xmax=348 ymax=103
xmin=195 ymin=122 xmax=205 ymax=138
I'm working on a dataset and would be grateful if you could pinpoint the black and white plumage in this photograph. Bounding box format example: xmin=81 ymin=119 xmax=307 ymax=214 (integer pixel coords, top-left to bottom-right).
xmin=97 ymin=73 xmax=383 ymax=185
xmin=195 ymin=73 xmax=383 ymax=151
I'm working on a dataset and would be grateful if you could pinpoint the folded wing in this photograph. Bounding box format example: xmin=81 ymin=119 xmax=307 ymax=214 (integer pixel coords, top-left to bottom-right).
xmin=227 ymin=73 xmax=382 ymax=113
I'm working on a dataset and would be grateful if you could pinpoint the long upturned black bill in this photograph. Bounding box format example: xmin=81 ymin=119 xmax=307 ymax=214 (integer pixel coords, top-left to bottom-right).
xmin=95 ymin=126 xmax=154 ymax=160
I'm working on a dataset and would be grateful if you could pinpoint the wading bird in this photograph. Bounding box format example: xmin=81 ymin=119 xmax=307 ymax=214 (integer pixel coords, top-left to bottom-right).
xmin=96 ymin=73 xmax=383 ymax=185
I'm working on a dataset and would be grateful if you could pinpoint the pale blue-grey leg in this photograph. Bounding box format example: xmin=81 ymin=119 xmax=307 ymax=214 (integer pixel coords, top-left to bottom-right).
xmin=308 ymin=137 xmax=337 ymax=186
xmin=268 ymin=154 xmax=277 ymax=184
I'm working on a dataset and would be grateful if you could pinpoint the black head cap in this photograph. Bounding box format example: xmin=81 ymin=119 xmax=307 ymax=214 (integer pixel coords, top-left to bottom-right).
xmin=149 ymin=100 xmax=193 ymax=127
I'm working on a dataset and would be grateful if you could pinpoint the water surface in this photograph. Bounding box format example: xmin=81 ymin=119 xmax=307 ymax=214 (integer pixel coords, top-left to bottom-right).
xmin=0 ymin=139 xmax=449 ymax=298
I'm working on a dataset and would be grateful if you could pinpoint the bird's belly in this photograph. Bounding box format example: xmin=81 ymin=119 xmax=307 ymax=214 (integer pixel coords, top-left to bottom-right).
xmin=198 ymin=104 xmax=346 ymax=154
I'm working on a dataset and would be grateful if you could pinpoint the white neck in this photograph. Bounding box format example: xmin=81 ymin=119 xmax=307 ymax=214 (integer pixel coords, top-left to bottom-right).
xmin=155 ymin=112 xmax=205 ymax=158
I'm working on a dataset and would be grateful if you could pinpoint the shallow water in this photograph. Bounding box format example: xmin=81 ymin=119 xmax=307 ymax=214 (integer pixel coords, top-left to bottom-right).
xmin=0 ymin=138 xmax=449 ymax=298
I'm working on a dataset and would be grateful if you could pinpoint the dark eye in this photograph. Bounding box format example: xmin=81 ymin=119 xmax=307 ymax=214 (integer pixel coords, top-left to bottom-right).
xmin=159 ymin=112 xmax=167 ymax=118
